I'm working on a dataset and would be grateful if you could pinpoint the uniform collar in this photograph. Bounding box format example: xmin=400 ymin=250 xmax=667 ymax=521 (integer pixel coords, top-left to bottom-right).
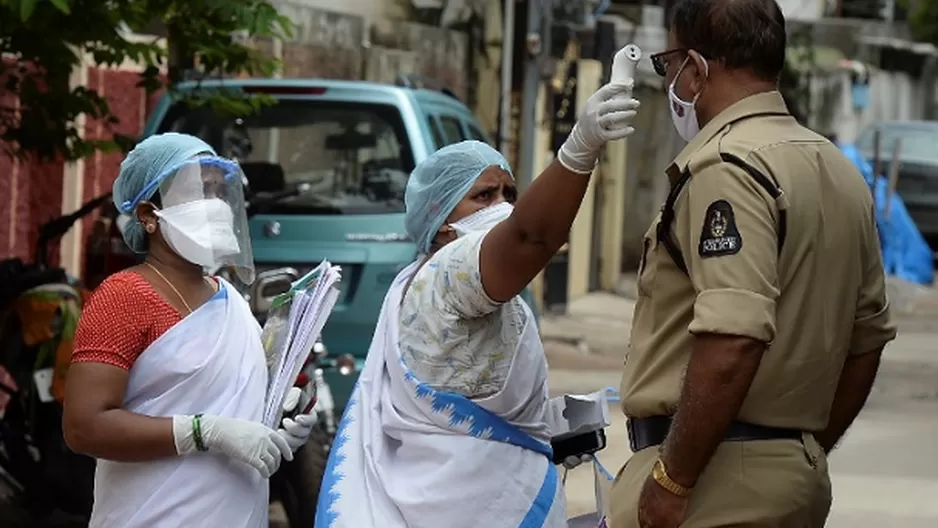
xmin=666 ymin=91 xmax=791 ymax=182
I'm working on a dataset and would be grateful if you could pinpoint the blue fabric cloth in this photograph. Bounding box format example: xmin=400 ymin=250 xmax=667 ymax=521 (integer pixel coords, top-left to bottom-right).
xmin=850 ymin=84 xmax=871 ymax=112
xmin=840 ymin=143 xmax=934 ymax=285
xmin=404 ymin=140 xmax=512 ymax=254
xmin=113 ymin=133 xmax=216 ymax=253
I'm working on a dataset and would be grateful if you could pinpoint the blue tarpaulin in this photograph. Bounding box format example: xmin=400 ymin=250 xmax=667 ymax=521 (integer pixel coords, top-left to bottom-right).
xmin=840 ymin=143 xmax=934 ymax=285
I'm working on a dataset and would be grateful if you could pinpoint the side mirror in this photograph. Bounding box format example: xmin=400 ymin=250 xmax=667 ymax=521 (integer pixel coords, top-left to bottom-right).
xmin=251 ymin=267 xmax=299 ymax=315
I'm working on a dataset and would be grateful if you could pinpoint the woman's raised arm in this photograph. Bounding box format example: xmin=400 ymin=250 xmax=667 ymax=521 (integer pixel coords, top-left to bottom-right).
xmin=479 ymin=82 xmax=639 ymax=302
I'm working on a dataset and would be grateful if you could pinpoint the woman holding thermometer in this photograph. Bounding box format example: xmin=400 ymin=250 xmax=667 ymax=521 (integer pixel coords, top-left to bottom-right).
xmin=316 ymin=46 xmax=643 ymax=528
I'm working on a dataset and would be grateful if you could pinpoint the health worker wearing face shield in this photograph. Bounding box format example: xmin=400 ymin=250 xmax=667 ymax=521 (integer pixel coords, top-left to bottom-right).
xmin=63 ymin=133 xmax=316 ymax=528
xmin=317 ymin=80 xmax=640 ymax=528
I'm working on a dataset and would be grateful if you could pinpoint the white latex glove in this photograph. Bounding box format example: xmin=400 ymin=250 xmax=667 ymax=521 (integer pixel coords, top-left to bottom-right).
xmin=558 ymin=81 xmax=640 ymax=174
xmin=278 ymin=414 xmax=317 ymax=452
xmin=282 ymin=386 xmax=305 ymax=414
xmin=172 ymin=414 xmax=293 ymax=478
xmin=562 ymin=453 xmax=593 ymax=470
xmin=278 ymin=386 xmax=317 ymax=452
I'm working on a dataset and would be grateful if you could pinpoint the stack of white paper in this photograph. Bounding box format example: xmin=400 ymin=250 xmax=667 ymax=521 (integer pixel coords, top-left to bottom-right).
xmin=262 ymin=261 xmax=342 ymax=428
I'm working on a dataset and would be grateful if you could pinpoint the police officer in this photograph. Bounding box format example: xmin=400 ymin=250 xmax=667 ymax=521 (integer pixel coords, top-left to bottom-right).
xmin=609 ymin=1 xmax=897 ymax=527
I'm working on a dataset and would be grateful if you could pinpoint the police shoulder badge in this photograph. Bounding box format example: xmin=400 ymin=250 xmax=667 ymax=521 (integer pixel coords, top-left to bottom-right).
xmin=698 ymin=199 xmax=741 ymax=258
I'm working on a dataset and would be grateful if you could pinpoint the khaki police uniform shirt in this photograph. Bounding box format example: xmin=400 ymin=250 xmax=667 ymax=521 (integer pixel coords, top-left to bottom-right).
xmin=619 ymin=91 xmax=898 ymax=432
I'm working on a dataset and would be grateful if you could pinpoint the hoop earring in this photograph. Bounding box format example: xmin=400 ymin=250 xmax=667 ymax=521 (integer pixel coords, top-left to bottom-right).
xmin=145 ymin=223 xmax=156 ymax=234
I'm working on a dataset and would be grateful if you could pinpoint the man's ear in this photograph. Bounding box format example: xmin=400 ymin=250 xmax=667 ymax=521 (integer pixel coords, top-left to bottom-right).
xmin=687 ymin=50 xmax=710 ymax=94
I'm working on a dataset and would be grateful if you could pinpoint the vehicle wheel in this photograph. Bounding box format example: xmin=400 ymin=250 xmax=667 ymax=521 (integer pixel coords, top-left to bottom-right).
xmin=280 ymin=424 xmax=333 ymax=528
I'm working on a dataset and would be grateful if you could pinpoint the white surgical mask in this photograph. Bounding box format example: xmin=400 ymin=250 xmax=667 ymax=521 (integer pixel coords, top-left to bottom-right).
xmin=154 ymin=198 xmax=240 ymax=268
xmin=668 ymin=56 xmax=709 ymax=142
xmin=450 ymin=202 xmax=514 ymax=237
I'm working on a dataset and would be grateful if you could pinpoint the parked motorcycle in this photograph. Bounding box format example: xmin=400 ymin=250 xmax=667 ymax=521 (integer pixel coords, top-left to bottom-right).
xmin=0 ymin=193 xmax=112 ymax=526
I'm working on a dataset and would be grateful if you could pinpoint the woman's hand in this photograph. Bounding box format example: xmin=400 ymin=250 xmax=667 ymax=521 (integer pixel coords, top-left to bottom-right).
xmin=173 ymin=414 xmax=293 ymax=478
xmin=561 ymin=454 xmax=593 ymax=470
xmin=278 ymin=414 xmax=317 ymax=451
xmin=558 ymin=81 xmax=640 ymax=174
xmin=479 ymin=81 xmax=640 ymax=302
xmin=278 ymin=386 xmax=317 ymax=451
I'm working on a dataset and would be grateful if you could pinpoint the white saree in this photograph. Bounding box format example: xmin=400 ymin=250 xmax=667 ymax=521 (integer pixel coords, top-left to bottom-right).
xmin=316 ymin=262 xmax=566 ymax=528
xmin=89 ymin=280 xmax=270 ymax=528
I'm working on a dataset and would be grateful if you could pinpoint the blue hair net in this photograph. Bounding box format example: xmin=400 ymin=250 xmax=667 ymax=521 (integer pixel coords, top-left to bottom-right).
xmin=404 ymin=140 xmax=512 ymax=253
xmin=113 ymin=132 xmax=216 ymax=253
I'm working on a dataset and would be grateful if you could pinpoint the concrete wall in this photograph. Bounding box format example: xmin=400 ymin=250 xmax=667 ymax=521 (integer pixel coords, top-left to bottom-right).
xmin=788 ymin=17 xmax=911 ymax=59
xmin=369 ymin=19 xmax=469 ymax=99
xmin=814 ymin=66 xmax=935 ymax=143
xmin=270 ymin=1 xmax=367 ymax=79
xmin=276 ymin=0 xmax=403 ymax=23
xmin=776 ymin=0 xmax=826 ymax=21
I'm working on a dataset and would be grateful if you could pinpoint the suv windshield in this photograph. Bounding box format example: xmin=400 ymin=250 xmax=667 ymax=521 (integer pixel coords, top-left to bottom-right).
xmin=157 ymin=100 xmax=415 ymax=215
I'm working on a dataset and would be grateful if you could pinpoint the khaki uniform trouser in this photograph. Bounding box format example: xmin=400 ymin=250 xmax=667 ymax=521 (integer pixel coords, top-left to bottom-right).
xmin=608 ymin=433 xmax=833 ymax=528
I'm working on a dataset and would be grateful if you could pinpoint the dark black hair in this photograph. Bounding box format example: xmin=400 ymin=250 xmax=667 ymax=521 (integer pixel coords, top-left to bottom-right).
xmin=669 ymin=0 xmax=787 ymax=81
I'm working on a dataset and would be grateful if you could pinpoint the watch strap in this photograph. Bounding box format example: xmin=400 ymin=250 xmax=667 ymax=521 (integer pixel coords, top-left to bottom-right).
xmin=652 ymin=458 xmax=692 ymax=497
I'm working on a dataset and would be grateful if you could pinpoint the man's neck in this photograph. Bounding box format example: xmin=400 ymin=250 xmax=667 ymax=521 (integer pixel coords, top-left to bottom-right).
xmin=698 ymin=76 xmax=778 ymax=128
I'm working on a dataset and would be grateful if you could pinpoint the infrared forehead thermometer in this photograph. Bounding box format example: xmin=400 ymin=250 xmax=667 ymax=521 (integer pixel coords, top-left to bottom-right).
xmin=611 ymin=44 xmax=642 ymax=97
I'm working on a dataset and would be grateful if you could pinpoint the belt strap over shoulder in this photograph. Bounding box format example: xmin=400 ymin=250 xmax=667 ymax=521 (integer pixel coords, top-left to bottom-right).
xmin=657 ymin=153 xmax=788 ymax=276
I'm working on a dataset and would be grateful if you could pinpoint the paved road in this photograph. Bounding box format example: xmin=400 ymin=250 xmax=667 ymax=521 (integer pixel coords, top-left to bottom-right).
xmin=550 ymin=328 xmax=938 ymax=526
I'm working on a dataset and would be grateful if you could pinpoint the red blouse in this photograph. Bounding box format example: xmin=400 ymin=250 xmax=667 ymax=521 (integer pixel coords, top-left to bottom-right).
xmin=72 ymin=271 xmax=184 ymax=370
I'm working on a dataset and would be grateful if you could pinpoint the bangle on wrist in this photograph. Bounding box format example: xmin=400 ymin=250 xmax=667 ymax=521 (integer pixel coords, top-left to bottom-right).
xmin=192 ymin=414 xmax=208 ymax=452
xmin=651 ymin=458 xmax=692 ymax=497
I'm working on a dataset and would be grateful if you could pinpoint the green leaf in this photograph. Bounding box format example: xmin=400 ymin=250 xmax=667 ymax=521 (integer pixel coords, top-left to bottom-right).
xmin=19 ymin=0 xmax=38 ymax=20
xmin=3 ymin=0 xmax=296 ymax=161
xmin=48 ymin=0 xmax=70 ymax=14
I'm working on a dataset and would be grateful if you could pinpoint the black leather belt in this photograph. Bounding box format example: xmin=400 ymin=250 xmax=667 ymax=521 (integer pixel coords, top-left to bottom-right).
xmin=627 ymin=415 xmax=801 ymax=452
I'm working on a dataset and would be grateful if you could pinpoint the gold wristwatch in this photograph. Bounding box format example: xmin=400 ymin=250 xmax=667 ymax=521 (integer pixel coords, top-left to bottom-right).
xmin=651 ymin=458 xmax=693 ymax=498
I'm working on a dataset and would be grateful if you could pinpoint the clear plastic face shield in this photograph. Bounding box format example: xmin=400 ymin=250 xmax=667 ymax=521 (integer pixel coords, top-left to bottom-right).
xmin=119 ymin=156 xmax=255 ymax=284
